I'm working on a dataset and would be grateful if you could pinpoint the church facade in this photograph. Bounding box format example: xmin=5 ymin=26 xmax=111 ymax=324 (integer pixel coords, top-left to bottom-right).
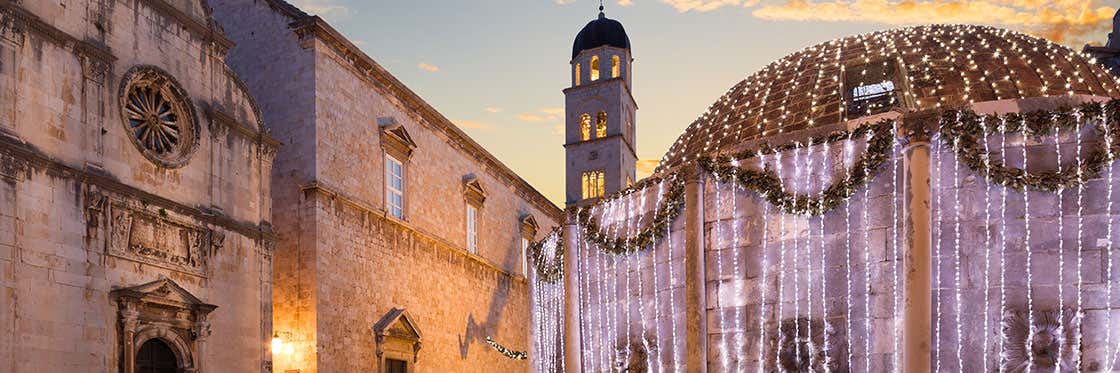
xmin=209 ymin=1 xmax=562 ymax=373
xmin=0 ymin=0 xmax=277 ymax=372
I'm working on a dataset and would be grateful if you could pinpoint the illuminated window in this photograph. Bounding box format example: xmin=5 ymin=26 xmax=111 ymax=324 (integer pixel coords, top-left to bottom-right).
xmin=580 ymin=113 xmax=591 ymax=141
xmin=596 ymin=112 xmax=607 ymax=138
xmin=845 ymin=60 xmax=899 ymax=118
xmin=385 ymin=155 xmax=404 ymax=219
xmin=466 ymin=205 xmax=478 ymax=254
xmin=590 ymin=56 xmax=600 ymax=81
xmin=581 ymin=170 xmax=605 ymax=200
xmin=575 ymin=63 xmax=581 ymax=86
xmin=611 ymin=55 xmax=620 ymax=78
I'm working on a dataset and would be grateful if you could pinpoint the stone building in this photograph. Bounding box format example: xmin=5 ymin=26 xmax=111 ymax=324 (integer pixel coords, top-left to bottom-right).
xmin=564 ymin=8 xmax=637 ymax=207
xmin=208 ymin=1 xmax=563 ymax=372
xmin=0 ymin=0 xmax=277 ymax=372
xmin=550 ymin=24 xmax=1120 ymax=372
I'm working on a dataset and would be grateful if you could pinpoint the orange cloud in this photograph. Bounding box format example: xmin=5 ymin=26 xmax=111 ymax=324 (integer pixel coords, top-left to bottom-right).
xmin=636 ymin=159 xmax=660 ymax=179
xmin=417 ymin=62 xmax=440 ymax=72
xmin=751 ymin=0 xmax=1115 ymax=45
xmin=455 ymin=120 xmax=495 ymax=131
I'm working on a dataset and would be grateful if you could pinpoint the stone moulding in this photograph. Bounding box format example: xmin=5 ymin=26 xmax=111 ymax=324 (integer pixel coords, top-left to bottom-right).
xmin=0 ymin=131 xmax=276 ymax=245
xmin=106 ymin=198 xmax=220 ymax=277
xmin=285 ymin=14 xmax=563 ymax=222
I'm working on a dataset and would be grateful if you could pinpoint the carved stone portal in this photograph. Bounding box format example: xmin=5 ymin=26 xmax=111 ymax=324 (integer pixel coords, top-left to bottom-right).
xmin=112 ymin=278 xmax=217 ymax=373
xmin=372 ymin=307 xmax=422 ymax=373
xmin=1003 ymin=308 xmax=1081 ymax=373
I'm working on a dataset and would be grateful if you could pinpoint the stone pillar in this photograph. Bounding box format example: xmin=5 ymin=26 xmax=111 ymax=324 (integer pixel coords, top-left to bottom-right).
xmin=900 ymin=111 xmax=937 ymax=373
xmin=563 ymin=217 xmax=583 ymax=372
xmin=120 ymin=303 xmax=140 ymax=373
xmin=683 ymin=165 xmax=708 ymax=372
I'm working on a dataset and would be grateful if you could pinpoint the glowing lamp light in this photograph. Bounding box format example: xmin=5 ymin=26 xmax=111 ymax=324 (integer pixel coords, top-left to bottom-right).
xmin=271 ymin=334 xmax=284 ymax=355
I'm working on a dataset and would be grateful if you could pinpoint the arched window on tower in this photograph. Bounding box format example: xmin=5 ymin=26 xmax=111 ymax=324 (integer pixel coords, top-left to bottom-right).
xmin=596 ymin=112 xmax=607 ymax=138
xmin=575 ymin=63 xmax=581 ymax=86
xmin=590 ymin=56 xmax=600 ymax=81
xmin=580 ymin=114 xmax=591 ymax=141
xmin=611 ymin=56 xmax=620 ymax=78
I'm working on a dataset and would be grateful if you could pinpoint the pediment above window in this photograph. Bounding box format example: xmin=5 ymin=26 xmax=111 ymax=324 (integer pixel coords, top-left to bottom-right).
xmin=111 ymin=278 xmax=216 ymax=313
xmin=463 ymin=175 xmax=487 ymax=207
xmin=379 ymin=117 xmax=417 ymax=160
xmin=521 ymin=214 xmax=539 ymax=238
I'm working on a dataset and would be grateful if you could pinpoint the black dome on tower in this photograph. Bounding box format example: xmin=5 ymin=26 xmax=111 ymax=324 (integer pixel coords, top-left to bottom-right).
xmin=572 ymin=12 xmax=631 ymax=59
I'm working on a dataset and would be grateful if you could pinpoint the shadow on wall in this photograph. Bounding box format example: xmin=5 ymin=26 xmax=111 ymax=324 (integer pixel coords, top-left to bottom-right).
xmin=456 ymin=216 xmax=528 ymax=359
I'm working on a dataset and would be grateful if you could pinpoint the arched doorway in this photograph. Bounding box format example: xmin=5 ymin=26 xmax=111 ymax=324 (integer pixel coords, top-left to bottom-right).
xmin=135 ymin=339 xmax=178 ymax=373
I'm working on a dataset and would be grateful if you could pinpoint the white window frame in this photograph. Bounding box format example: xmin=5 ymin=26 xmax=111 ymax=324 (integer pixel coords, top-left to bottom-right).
xmin=385 ymin=154 xmax=405 ymax=219
xmin=466 ymin=205 xmax=478 ymax=254
xmin=521 ymin=237 xmax=530 ymax=276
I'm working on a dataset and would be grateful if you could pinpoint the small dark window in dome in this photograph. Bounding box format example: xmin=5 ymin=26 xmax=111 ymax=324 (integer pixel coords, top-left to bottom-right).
xmin=844 ymin=60 xmax=901 ymax=118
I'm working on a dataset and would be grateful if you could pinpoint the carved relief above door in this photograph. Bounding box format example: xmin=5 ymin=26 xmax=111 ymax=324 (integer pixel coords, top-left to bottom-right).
xmin=100 ymin=196 xmax=224 ymax=277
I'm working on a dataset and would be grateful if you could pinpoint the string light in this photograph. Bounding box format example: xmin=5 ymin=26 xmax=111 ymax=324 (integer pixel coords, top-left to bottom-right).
xmin=1074 ymin=110 xmax=1085 ymax=372
xmin=891 ymin=119 xmax=901 ymax=372
xmin=998 ymin=117 xmax=1010 ymax=370
xmin=844 ymin=132 xmax=854 ymax=371
xmin=776 ymin=148 xmax=789 ymax=369
xmin=934 ymin=127 xmax=943 ymax=373
xmin=756 ymin=151 xmax=772 ymax=373
xmin=1022 ymin=114 xmax=1035 ymax=373
xmin=952 ymin=127 xmax=964 ymax=372
xmin=730 ymin=162 xmax=745 ymax=372
xmin=714 ymin=174 xmax=731 ymax=371
xmin=1054 ymin=121 xmax=1066 ymax=372
xmin=980 ymin=116 xmax=994 ymax=373
xmin=862 ymin=131 xmax=873 ymax=372
xmin=821 ymin=140 xmax=833 ymax=372
xmin=1106 ymin=106 xmax=1116 ymax=372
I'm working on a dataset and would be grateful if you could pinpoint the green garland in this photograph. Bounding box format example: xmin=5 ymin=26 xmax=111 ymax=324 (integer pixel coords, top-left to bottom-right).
xmin=699 ymin=119 xmax=896 ymax=216
xmin=576 ymin=174 xmax=687 ymax=255
xmin=527 ymin=228 xmax=564 ymax=283
xmin=485 ymin=336 xmax=528 ymax=360
xmin=938 ymin=100 xmax=1120 ymax=192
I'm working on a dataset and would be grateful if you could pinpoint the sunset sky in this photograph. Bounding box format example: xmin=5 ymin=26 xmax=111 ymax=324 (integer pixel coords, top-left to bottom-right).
xmin=288 ymin=0 xmax=1117 ymax=205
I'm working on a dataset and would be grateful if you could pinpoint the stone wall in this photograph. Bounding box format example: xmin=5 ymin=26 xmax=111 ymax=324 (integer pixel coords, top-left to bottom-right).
xmin=0 ymin=1 xmax=275 ymax=372
xmin=209 ymin=1 xmax=562 ymax=372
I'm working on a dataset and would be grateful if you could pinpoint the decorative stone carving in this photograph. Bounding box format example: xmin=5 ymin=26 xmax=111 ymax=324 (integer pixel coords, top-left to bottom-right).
xmin=0 ymin=10 xmax=25 ymax=46
xmin=372 ymin=307 xmax=422 ymax=364
xmin=1003 ymin=308 xmax=1081 ymax=372
xmin=79 ymin=53 xmax=109 ymax=85
xmin=898 ymin=109 xmax=940 ymax=146
xmin=462 ymin=175 xmax=487 ymax=207
xmin=379 ymin=117 xmax=417 ymax=161
xmin=84 ymin=184 xmax=108 ymax=240
xmin=119 ymin=65 xmax=200 ymax=168
xmin=107 ymin=201 xmax=218 ymax=276
xmin=112 ymin=278 xmax=217 ymax=373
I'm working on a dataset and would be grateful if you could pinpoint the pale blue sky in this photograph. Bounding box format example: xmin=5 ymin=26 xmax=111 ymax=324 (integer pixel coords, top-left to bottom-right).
xmin=290 ymin=0 xmax=1116 ymax=205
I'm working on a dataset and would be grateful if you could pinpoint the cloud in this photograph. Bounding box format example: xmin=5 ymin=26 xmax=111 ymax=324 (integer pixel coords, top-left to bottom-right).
xmin=455 ymin=120 xmax=495 ymax=131
xmin=289 ymin=0 xmax=351 ymax=17
xmin=518 ymin=114 xmax=546 ymax=122
xmin=618 ymin=0 xmax=635 ymax=5
xmin=751 ymin=0 xmax=1115 ymax=44
xmin=555 ymin=0 xmax=577 ymax=4
xmin=636 ymin=159 xmax=660 ymax=179
xmin=484 ymin=107 xmax=503 ymax=113
xmin=661 ymin=0 xmax=759 ymax=12
xmin=540 ymin=107 xmax=564 ymax=116
xmin=417 ymin=63 xmax=440 ymax=72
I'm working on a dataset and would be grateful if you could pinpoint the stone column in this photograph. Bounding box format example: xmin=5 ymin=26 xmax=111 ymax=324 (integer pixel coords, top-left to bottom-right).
xmin=683 ymin=165 xmax=708 ymax=372
xmin=563 ymin=217 xmax=583 ymax=372
xmin=120 ymin=303 xmax=140 ymax=373
xmin=900 ymin=111 xmax=937 ymax=373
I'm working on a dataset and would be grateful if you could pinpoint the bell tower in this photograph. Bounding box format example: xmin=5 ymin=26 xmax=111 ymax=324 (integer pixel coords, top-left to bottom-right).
xmin=564 ymin=4 xmax=637 ymax=207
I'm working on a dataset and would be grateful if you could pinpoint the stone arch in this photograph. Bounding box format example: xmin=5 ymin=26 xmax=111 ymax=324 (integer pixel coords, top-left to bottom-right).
xmin=133 ymin=326 xmax=195 ymax=371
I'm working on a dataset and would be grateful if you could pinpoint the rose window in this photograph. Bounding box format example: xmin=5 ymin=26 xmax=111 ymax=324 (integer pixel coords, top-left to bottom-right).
xmin=119 ymin=67 xmax=197 ymax=168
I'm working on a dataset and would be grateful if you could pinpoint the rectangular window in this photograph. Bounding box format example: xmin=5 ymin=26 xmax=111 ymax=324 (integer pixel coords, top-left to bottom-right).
xmin=466 ymin=205 xmax=478 ymax=254
xmin=385 ymin=155 xmax=405 ymax=219
xmin=844 ymin=60 xmax=899 ymax=118
xmin=521 ymin=237 xmax=530 ymax=276
xmin=581 ymin=170 xmax=605 ymax=200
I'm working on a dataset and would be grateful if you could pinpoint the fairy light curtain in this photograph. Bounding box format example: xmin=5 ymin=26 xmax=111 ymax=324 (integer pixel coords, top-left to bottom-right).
xmin=527 ymin=100 xmax=1120 ymax=373
xmin=931 ymin=101 xmax=1120 ymax=372
xmin=529 ymin=231 xmax=565 ymax=371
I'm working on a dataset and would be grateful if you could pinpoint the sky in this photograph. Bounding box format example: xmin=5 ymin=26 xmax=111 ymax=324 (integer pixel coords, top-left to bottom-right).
xmin=288 ymin=0 xmax=1118 ymax=206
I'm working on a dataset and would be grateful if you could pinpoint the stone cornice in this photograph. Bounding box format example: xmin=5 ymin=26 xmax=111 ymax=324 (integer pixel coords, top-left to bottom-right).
xmin=562 ymin=76 xmax=640 ymax=111
xmin=206 ymin=106 xmax=281 ymax=150
xmin=300 ymin=181 xmax=530 ymax=282
xmin=0 ymin=2 xmax=115 ymax=63
xmin=138 ymin=0 xmax=234 ymax=52
xmin=0 ymin=132 xmax=277 ymax=244
xmin=285 ymin=15 xmax=563 ymax=223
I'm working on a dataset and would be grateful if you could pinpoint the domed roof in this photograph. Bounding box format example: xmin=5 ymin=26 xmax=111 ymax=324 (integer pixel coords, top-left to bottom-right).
xmin=656 ymin=24 xmax=1120 ymax=172
xmin=572 ymin=12 xmax=631 ymax=59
